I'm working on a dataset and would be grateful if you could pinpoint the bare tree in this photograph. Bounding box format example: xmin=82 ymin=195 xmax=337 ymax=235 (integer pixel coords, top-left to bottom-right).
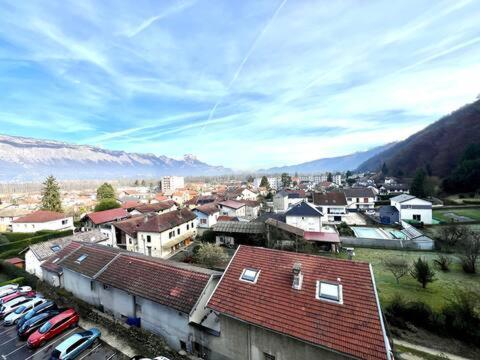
xmin=458 ymin=231 xmax=480 ymax=274
xmin=437 ymin=224 xmax=468 ymax=251
xmin=383 ymin=257 xmax=410 ymax=284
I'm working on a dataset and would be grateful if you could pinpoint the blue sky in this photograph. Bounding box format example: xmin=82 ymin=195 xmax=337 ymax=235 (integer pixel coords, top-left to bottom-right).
xmin=0 ymin=0 xmax=479 ymax=170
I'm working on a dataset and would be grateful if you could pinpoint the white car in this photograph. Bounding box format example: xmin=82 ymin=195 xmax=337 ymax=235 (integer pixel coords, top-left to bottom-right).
xmin=3 ymin=297 xmax=47 ymax=326
xmin=0 ymin=296 xmax=33 ymax=319
xmin=0 ymin=284 xmax=20 ymax=298
xmin=0 ymin=286 xmax=33 ymax=303
xmin=365 ymin=209 xmax=376 ymax=215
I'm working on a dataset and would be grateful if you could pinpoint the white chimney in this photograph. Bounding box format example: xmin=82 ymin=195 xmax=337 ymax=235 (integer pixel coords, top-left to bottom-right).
xmin=292 ymin=262 xmax=303 ymax=290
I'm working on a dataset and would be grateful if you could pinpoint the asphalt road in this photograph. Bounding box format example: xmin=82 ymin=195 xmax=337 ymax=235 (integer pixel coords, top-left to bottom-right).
xmin=0 ymin=319 xmax=128 ymax=360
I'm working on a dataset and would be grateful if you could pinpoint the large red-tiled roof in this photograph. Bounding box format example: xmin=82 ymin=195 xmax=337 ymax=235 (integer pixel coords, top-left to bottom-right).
xmin=313 ymin=192 xmax=348 ymax=206
xmin=13 ymin=210 xmax=67 ymax=223
xmin=208 ymin=246 xmax=389 ymax=360
xmin=87 ymin=208 xmax=129 ymax=225
xmin=195 ymin=204 xmax=219 ymax=216
xmin=58 ymin=244 xmax=121 ymax=278
xmin=96 ymin=254 xmax=213 ymax=314
xmin=41 ymin=242 xmax=82 ymax=273
xmin=133 ymin=201 xmax=175 ymax=214
xmin=137 ymin=209 xmax=196 ymax=233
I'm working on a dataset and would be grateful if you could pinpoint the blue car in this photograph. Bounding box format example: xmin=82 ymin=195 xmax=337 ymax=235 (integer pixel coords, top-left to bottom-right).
xmin=17 ymin=310 xmax=61 ymax=340
xmin=17 ymin=300 xmax=57 ymax=330
xmin=50 ymin=328 xmax=101 ymax=360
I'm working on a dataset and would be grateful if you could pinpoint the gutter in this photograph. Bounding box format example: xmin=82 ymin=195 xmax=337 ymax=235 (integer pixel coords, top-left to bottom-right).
xmin=369 ymin=263 xmax=393 ymax=360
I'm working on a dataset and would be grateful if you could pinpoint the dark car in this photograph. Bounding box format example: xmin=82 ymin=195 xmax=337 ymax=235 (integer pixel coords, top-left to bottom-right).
xmin=17 ymin=310 xmax=61 ymax=340
xmin=17 ymin=300 xmax=57 ymax=330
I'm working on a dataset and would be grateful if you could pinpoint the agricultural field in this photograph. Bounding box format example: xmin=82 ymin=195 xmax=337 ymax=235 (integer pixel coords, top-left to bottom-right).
xmin=351 ymin=248 xmax=480 ymax=311
xmin=432 ymin=207 xmax=480 ymax=222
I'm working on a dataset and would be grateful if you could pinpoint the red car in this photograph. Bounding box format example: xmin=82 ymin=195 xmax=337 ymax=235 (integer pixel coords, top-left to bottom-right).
xmin=27 ymin=308 xmax=79 ymax=348
xmin=0 ymin=290 xmax=36 ymax=304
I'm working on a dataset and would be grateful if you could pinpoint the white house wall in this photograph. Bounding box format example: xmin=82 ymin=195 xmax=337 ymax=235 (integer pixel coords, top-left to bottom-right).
xmin=12 ymin=217 xmax=74 ymax=233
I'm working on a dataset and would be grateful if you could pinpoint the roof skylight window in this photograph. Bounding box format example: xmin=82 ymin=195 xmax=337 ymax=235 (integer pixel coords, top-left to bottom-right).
xmin=316 ymin=281 xmax=343 ymax=304
xmin=51 ymin=245 xmax=61 ymax=252
xmin=75 ymin=254 xmax=88 ymax=264
xmin=240 ymin=268 xmax=260 ymax=283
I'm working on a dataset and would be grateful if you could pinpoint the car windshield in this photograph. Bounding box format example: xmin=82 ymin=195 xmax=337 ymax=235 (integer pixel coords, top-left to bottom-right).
xmin=14 ymin=305 xmax=26 ymax=314
xmin=39 ymin=321 xmax=52 ymax=334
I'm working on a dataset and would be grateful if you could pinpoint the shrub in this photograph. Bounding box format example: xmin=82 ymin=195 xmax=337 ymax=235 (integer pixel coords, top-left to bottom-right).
xmin=457 ymin=231 xmax=480 ymax=274
xmin=433 ymin=254 xmax=452 ymax=271
xmin=200 ymin=229 xmax=216 ymax=243
xmin=0 ymin=261 xmax=38 ymax=288
xmin=0 ymin=230 xmax=73 ymax=253
xmin=94 ymin=199 xmax=120 ymax=212
xmin=382 ymin=257 xmax=410 ymax=284
xmin=194 ymin=243 xmax=229 ymax=268
xmin=410 ymin=257 xmax=436 ymax=288
xmin=0 ymin=277 xmax=24 ymax=287
xmin=337 ymin=222 xmax=354 ymax=236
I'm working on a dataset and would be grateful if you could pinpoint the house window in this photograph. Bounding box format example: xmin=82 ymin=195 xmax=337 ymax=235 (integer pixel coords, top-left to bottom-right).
xmin=240 ymin=268 xmax=260 ymax=283
xmin=75 ymin=254 xmax=88 ymax=264
xmin=62 ymin=219 xmax=68 ymax=225
xmin=413 ymin=214 xmax=421 ymax=221
xmin=364 ymin=197 xmax=368 ymax=203
xmin=191 ymin=222 xmax=194 ymax=228
xmin=264 ymin=353 xmax=275 ymax=360
xmin=177 ymin=228 xmax=180 ymax=235
xmin=316 ymin=281 xmax=343 ymax=304
xmin=187 ymin=224 xmax=190 ymax=230
xmin=146 ymin=235 xmax=151 ymax=243
xmin=200 ymin=219 xmax=207 ymax=224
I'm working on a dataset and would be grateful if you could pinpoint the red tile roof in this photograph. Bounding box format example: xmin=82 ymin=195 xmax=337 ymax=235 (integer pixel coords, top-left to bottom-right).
xmin=87 ymin=208 xmax=130 ymax=225
xmin=195 ymin=204 xmax=219 ymax=216
xmin=58 ymin=244 xmax=122 ymax=278
xmin=208 ymin=246 xmax=389 ymax=360
xmin=112 ymin=215 xmax=145 ymax=237
xmin=216 ymin=216 xmax=239 ymax=222
xmin=41 ymin=242 xmax=82 ymax=273
xmin=133 ymin=201 xmax=175 ymax=214
xmin=313 ymin=192 xmax=348 ymax=206
xmin=96 ymin=254 xmax=213 ymax=314
xmin=218 ymin=200 xmax=245 ymax=209
xmin=13 ymin=210 xmax=68 ymax=223
xmin=4 ymin=257 xmax=24 ymax=265
xmin=137 ymin=209 xmax=196 ymax=233
xmin=121 ymin=200 xmax=141 ymax=209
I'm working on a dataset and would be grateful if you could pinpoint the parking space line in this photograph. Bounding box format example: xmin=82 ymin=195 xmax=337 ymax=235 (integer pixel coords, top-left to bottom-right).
xmin=0 ymin=327 xmax=14 ymax=335
xmin=0 ymin=337 xmax=16 ymax=347
xmin=23 ymin=328 xmax=76 ymax=360
xmin=106 ymin=353 xmax=116 ymax=360
xmin=78 ymin=343 xmax=102 ymax=360
xmin=2 ymin=343 xmax=26 ymax=358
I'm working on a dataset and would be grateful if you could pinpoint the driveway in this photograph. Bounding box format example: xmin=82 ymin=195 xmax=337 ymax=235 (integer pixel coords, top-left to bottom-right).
xmin=0 ymin=319 xmax=128 ymax=360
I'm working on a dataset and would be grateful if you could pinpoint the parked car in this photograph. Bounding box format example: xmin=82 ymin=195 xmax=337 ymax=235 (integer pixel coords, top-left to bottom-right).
xmin=0 ymin=284 xmax=19 ymax=297
xmin=50 ymin=328 xmax=101 ymax=360
xmin=17 ymin=300 xmax=58 ymax=330
xmin=0 ymin=287 xmax=33 ymax=303
xmin=0 ymin=296 xmax=34 ymax=319
xmin=365 ymin=209 xmax=376 ymax=215
xmin=17 ymin=310 xmax=61 ymax=340
xmin=27 ymin=309 xmax=79 ymax=348
xmin=4 ymin=297 xmax=47 ymax=326
xmin=130 ymin=357 xmax=170 ymax=360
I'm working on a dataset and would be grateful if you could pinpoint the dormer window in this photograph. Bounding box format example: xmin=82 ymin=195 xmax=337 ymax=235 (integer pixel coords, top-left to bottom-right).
xmin=240 ymin=268 xmax=260 ymax=283
xmin=316 ymin=281 xmax=343 ymax=304
xmin=75 ymin=254 xmax=88 ymax=264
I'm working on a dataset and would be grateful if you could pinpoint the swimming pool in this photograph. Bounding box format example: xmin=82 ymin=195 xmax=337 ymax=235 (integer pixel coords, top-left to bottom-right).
xmin=351 ymin=227 xmax=389 ymax=239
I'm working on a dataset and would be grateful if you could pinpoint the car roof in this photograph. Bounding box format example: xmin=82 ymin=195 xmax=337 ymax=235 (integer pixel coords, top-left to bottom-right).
xmin=3 ymin=296 xmax=27 ymax=306
xmin=50 ymin=309 xmax=75 ymax=323
xmin=26 ymin=312 xmax=50 ymax=324
xmin=22 ymin=297 xmax=43 ymax=307
xmin=55 ymin=333 xmax=83 ymax=352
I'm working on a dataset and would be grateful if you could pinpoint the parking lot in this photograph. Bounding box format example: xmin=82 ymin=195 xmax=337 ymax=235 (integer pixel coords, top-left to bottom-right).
xmin=0 ymin=319 xmax=128 ymax=360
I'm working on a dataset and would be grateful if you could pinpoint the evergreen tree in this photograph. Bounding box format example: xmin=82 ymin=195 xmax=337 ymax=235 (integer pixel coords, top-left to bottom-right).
xmin=410 ymin=168 xmax=427 ymax=198
xmin=410 ymin=257 xmax=436 ymax=288
xmin=327 ymin=172 xmax=333 ymax=182
xmin=281 ymin=173 xmax=292 ymax=188
xmin=346 ymin=170 xmax=352 ymax=179
xmin=41 ymin=175 xmax=63 ymax=212
xmin=246 ymin=176 xmax=254 ymax=183
xmin=260 ymin=176 xmax=270 ymax=188
xmin=134 ymin=180 xmax=139 ymax=186
xmin=96 ymin=183 xmax=115 ymax=201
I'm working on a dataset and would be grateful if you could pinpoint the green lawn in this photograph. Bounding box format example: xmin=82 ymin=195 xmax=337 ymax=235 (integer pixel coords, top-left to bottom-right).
xmin=432 ymin=208 xmax=480 ymax=222
xmin=352 ymin=248 xmax=480 ymax=311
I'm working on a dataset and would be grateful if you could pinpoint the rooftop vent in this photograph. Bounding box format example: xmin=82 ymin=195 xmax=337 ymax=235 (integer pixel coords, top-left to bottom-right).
xmin=292 ymin=262 xmax=303 ymax=290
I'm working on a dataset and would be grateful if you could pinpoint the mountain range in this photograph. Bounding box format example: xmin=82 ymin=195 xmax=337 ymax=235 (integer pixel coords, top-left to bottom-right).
xmin=0 ymin=135 xmax=231 ymax=181
xmin=259 ymin=143 xmax=396 ymax=174
xmin=358 ymin=99 xmax=480 ymax=177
